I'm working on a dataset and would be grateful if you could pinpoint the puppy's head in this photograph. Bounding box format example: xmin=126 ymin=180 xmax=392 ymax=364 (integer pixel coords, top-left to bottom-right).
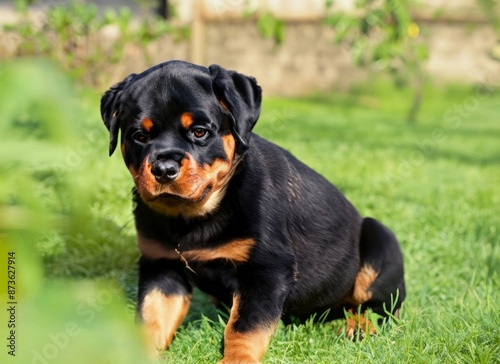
xmin=100 ymin=61 xmax=261 ymax=217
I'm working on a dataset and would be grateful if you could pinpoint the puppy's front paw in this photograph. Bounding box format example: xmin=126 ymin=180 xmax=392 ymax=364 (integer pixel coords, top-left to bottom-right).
xmin=141 ymin=324 xmax=167 ymax=359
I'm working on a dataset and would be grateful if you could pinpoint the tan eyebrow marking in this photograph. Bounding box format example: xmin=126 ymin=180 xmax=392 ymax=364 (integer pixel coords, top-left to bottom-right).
xmin=141 ymin=117 xmax=154 ymax=132
xmin=180 ymin=112 xmax=194 ymax=130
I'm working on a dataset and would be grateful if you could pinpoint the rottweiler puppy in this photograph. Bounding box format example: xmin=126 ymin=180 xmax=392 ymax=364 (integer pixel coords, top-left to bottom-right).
xmin=101 ymin=60 xmax=405 ymax=363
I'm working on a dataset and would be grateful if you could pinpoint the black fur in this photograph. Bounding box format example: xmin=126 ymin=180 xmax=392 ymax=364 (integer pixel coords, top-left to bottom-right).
xmin=101 ymin=60 xmax=405 ymax=355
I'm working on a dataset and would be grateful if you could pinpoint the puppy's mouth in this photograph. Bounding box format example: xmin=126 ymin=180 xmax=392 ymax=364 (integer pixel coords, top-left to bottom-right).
xmin=129 ymin=151 xmax=236 ymax=217
xmin=149 ymin=185 xmax=213 ymax=205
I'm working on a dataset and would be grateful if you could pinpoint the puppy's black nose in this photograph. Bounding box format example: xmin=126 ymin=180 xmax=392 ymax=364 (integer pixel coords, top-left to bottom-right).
xmin=151 ymin=149 xmax=184 ymax=183
xmin=151 ymin=159 xmax=180 ymax=182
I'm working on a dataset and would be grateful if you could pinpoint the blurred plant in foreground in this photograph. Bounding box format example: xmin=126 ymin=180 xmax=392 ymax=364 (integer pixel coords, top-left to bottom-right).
xmin=0 ymin=60 xmax=148 ymax=363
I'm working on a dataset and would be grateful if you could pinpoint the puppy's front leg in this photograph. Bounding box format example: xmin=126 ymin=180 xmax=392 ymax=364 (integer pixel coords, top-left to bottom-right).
xmin=138 ymin=257 xmax=192 ymax=354
xmin=219 ymin=261 xmax=294 ymax=364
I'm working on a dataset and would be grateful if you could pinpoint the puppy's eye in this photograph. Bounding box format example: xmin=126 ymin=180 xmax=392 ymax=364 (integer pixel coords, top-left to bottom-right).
xmin=191 ymin=128 xmax=208 ymax=139
xmin=133 ymin=131 xmax=149 ymax=144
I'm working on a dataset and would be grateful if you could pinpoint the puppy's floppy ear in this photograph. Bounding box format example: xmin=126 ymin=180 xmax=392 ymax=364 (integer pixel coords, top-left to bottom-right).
xmin=209 ymin=64 xmax=262 ymax=154
xmin=100 ymin=74 xmax=137 ymax=156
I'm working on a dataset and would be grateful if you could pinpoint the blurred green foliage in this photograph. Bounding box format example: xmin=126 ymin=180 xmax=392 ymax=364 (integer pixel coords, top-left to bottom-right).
xmin=325 ymin=0 xmax=427 ymax=123
xmin=0 ymin=60 xmax=147 ymax=363
xmin=4 ymin=0 xmax=189 ymax=86
xmin=477 ymin=0 xmax=500 ymax=60
xmin=477 ymin=0 xmax=500 ymax=35
xmin=257 ymin=12 xmax=286 ymax=46
xmin=16 ymin=280 xmax=149 ymax=364
xmin=12 ymin=0 xmax=36 ymax=12
xmin=0 ymin=59 xmax=138 ymax=277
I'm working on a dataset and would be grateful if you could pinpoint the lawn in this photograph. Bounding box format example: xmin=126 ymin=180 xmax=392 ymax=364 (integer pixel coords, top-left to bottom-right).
xmin=1 ymin=61 xmax=499 ymax=363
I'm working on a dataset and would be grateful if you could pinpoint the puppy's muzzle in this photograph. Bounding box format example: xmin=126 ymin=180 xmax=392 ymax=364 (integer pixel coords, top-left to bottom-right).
xmin=150 ymin=149 xmax=184 ymax=184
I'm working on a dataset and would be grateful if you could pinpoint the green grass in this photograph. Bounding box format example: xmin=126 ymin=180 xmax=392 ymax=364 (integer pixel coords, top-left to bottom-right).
xmin=1 ymin=61 xmax=499 ymax=363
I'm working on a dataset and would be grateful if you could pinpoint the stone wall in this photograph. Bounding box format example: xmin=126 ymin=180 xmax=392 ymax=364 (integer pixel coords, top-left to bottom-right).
xmin=204 ymin=21 xmax=363 ymax=95
xmin=0 ymin=1 xmax=498 ymax=94
xmin=202 ymin=21 xmax=498 ymax=95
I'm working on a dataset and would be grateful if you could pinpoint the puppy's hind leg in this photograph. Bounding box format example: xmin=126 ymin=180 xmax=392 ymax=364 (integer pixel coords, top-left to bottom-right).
xmin=357 ymin=217 xmax=406 ymax=317
xmin=339 ymin=218 xmax=405 ymax=339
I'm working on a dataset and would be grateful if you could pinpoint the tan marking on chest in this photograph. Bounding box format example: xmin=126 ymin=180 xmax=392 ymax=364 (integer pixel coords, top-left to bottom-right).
xmin=137 ymin=233 xmax=179 ymax=260
xmin=138 ymin=234 xmax=255 ymax=263
xmin=183 ymin=238 xmax=255 ymax=263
